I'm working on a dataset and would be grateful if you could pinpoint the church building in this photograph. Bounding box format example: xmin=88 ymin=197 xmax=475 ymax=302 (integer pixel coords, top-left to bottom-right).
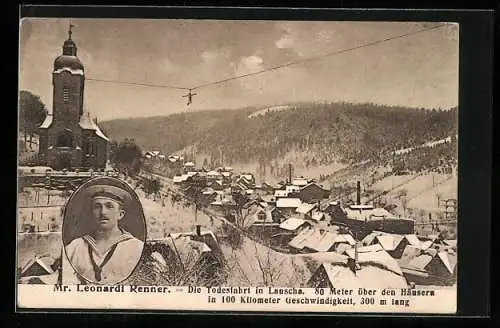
xmin=38 ymin=25 xmax=109 ymax=170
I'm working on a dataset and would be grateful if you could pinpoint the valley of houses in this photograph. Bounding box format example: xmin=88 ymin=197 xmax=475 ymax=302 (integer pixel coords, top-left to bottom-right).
xmin=166 ymin=157 xmax=457 ymax=287
xmin=18 ymin=152 xmax=457 ymax=288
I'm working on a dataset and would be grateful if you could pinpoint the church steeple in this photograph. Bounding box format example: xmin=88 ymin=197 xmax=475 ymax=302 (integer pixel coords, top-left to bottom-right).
xmin=62 ymin=23 xmax=77 ymax=56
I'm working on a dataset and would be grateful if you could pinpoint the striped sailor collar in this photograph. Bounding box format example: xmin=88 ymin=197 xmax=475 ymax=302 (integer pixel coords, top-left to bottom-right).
xmin=82 ymin=229 xmax=134 ymax=256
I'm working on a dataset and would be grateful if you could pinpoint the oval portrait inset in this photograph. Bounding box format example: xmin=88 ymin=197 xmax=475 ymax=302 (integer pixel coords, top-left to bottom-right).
xmin=62 ymin=176 xmax=146 ymax=285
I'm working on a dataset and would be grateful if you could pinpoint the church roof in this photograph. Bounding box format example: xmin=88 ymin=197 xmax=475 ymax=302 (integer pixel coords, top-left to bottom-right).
xmin=53 ymin=25 xmax=83 ymax=71
xmin=79 ymin=112 xmax=109 ymax=141
xmin=79 ymin=112 xmax=95 ymax=130
xmin=39 ymin=114 xmax=53 ymax=129
xmin=53 ymin=67 xmax=84 ymax=76
xmin=54 ymin=55 xmax=84 ymax=71
xmin=94 ymin=124 xmax=109 ymax=141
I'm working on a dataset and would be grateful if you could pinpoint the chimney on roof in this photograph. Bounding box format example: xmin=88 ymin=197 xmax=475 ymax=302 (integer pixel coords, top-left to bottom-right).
xmin=347 ymin=232 xmax=361 ymax=273
xmin=196 ymin=225 xmax=201 ymax=237
xmin=356 ymin=181 xmax=361 ymax=205
xmin=288 ymin=164 xmax=292 ymax=185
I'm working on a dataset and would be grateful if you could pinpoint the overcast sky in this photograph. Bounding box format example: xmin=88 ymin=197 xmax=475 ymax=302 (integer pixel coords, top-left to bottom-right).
xmin=19 ymin=18 xmax=458 ymax=121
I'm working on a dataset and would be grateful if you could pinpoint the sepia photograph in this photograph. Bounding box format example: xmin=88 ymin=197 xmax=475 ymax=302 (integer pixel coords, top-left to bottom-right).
xmin=61 ymin=177 xmax=146 ymax=285
xmin=17 ymin=16 xmax=460 ymax=312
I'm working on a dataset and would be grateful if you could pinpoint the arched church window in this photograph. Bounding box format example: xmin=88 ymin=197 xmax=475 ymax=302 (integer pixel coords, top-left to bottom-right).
xmin=85 ymin=137 xmax=93 ymax=155
xmin=57 ymin=129 xmax=73 ymax=148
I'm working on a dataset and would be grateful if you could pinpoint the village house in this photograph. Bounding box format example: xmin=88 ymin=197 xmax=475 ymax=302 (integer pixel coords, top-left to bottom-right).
xmin=140 ymin=226 xmax=225 ymax=286
xmin=292 ymin=177 xmax=309 ymax=187
xmin=182 ymin=162 xmax=196 ymax=173
xmin=207 ymin=179 xmax=225 ymax=191
xmin=20 ymin=255 xmax=59 ymax=278
xmin=361 ymin=231 xmax=414 ymax=259
xmin=173 ymin=174 xmax=190 ymax=184
xmin=279 ymin=217 xmax=311 ymax=234
xmin=331 ymin=204 xmax=415 ymax=238
xmin=285 ymin=185 xmax=301 ymax=198
xmin=274 ymin=189 xmax=289 ymax=199
xmin=307 ymin=259 xmax=408 ymax=289
xmin=260 ymin=182 xmax=276 ymax=194
xmin=399 ymin=248 xmax=457 ymax=286
xmin=241 ymin=205 xmax=282 ymax=239
xmin=299 ymin=182 xmax=329 ymax=204
xmin=276 ymin=197 xmax=302 ymax=216
xmin=220 ymin=171 xmax=233 ymax=184
xmin=206 ymin=170 xmax=222 ymax=181
xmin=260 ymin=194 xmax=276 ymax=206
xmin=288 ymin=227 xmax=356 ymax=254
xmin=235 ymin=174 xmax=255 ymax=190
xmin=295 ymin=202 xmax=317 ymax=220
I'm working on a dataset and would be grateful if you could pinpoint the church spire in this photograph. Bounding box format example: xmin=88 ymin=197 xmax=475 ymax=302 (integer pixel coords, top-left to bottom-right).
xmin=62 ymin=23 xmax=77 ymax=56
xmin=68 ymin=23 xmax=74 ymax=40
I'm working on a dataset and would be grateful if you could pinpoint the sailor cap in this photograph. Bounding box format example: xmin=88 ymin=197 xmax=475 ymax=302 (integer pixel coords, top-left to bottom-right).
xmin=85 ymin=184 xmax=132 ymax=206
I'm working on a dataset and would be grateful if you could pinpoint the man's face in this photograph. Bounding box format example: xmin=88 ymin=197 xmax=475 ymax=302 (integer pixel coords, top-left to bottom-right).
xmin=91 ymin=197 xmax=125 ymax=231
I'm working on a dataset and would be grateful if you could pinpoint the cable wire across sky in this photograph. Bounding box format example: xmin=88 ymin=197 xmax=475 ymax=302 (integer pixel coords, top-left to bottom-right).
xmin=85 ymin=23 xmax=450 ymax=105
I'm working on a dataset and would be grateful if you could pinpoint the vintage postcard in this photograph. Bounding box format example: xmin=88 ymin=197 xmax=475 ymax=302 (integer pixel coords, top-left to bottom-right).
xmin=17 ymin=17 xmax=458 ymax=313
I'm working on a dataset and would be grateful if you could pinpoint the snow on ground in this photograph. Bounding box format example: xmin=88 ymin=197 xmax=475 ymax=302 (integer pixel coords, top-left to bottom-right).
xmin=135 ymin=189 xmax=219 ymax=239
xmin=222 ymin=239 xmax=313 ymax=287
xmin=406 ymin=177 xmax=457 ymax=211
xmin=371 ymin=173 xmax=456 ymax=201
xmin=248 ymin=105 xmax=293 ymax=118
xmin=18 ymin=206 xmax=63 ymax=231
xmin=18 ymin=188 xmax=68 ymax=207
xmin=18 ymin=232 xmax=62 ymax=269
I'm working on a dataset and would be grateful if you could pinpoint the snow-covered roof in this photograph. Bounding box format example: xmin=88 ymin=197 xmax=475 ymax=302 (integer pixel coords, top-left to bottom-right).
xmin=78 ymin=112 xmax=109 ymax=141
xmin=331 ymin=234 xmax=356 ymax=246
xmin=184 ymin=162 xmax=195 ymax=167
xmin=376 ymin=234 xmax=405 ymax=251
xmin=288 ymin=227 xmax=315 ymax=250
xmin=344 ymin=206 xmax=394 ymax=222
xmin=276 ymin=198 xmax=302 ymax=208
xmin=21 ymin=256 xmax=54 ymax=276
xmin=311 ymin=210 xmax=325 ymax=222
xmin=404 ymin=249 xmax=457 ymax=275
xmin=404 ymin=234 xmax=422 ymax=246
xmin=79 ymin=112 xmax=95 ymax=130
xmin=274 ymin=190 xmax=289 ymax=197
xmin=279 ymin=217 xmax=307 ymax=231
xmin=173 ymin=175 xmax=189 ymax=183
xmin=53 ymin=67 xmax=84 ymax=75
xmin=345 ymin=244 xmax=403 ymax=276
xmin=319 ymin=262 xmax=407 ymax=289
xmin=292 ymin=178 xmax=309 ymax=186
xmin=94 ymin=124 xmax=109 ymax=141
xmin=39 ymin=114 xmax=53 ymax=129
xmin=289 ymin=227 xmax=356 ymax=252
xmin=241 ymin=174 xmax=254 ymax=181
xmin=296 ymin=202 xmax=316 ymax=214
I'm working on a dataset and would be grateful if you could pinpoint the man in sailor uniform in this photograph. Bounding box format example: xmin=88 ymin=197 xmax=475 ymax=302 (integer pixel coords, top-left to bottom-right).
xmin=64 ymin=184 xmax=144 ymax=285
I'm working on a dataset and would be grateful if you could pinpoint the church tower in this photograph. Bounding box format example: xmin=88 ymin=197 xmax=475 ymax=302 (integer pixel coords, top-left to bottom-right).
xmin=38 ymin=24 xmax=109 ymax=170
xmin=52 ymin=24 xmax=85 ymax=126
